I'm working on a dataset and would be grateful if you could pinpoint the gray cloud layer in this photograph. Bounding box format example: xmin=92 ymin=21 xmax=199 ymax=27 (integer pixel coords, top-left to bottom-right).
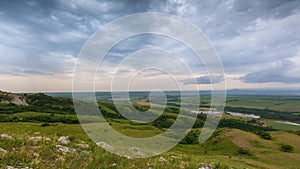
xmin=182 ymin=75 xmax=224 ymax=85
xmin=0 ymin=0 xmax=300 ymax=88
xmin=241 ymin=60 xmax=300 ymax=84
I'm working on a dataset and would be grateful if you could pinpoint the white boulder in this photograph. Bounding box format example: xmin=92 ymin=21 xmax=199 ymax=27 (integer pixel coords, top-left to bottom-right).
xmin=159 ymin=157 xmax=169 ymax=163
xmin=56 ymin=145 xmax=76 ymax=154
xmin=30 ymin=136 xmax=43 ymax=141
xmin=0 ymin=147 xmax=8 ymax=154
xmin=96 ymin=142 xmax=113 ymax=151
xmin=199 ymin=163 xmax=214 ymax=169
xmin=58 ymin=136 xmax=70 ymax=144
xmin=76 ymin=143 xmax=89 ymax=148
xmin=1 ymin=134 xmax=13 ymax=140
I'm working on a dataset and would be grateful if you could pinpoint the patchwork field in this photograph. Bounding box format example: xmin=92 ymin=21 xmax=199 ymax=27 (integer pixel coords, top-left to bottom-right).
xmin=225 ymin=96 xmax=300 ymax=112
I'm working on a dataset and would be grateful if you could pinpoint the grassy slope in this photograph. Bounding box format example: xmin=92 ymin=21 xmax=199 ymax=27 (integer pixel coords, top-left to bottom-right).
xmin=1 ymin=92 xmax=300 ymax=168
xmin=263 ymin=119 xmax=300 ymax=131
xmin=1 ymin=122 xmax=300 ymax=169
xmin=224 ymin=129 xmax=300 ymax=168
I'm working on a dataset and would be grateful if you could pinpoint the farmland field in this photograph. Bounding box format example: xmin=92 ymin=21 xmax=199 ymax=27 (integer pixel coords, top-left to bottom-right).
xmin=225 ymin=96 xmax=300 ymax=112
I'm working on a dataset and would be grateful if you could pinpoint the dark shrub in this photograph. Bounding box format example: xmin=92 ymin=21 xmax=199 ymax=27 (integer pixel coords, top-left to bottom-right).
xmin=280 ymin=144 xmax=293 ymax=152
xmin=180 ymin=130 xmax=199 ymax=144
xmin=256 ymin=131 xmax=272 ymax=140
xmin=236 ymin=148 xmax=251 ymax=155
xmin=41 ymin=123 xmax=50 ymax=127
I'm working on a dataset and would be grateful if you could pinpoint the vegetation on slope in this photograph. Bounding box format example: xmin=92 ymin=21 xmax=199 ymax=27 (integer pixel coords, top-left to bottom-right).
xmin=1 ymin=91 xmax=300 ymax=168
xmin=1 ymin=123 xmax=300 ymax=169
xmin=0 ymin=91 xmax=275 ymax=134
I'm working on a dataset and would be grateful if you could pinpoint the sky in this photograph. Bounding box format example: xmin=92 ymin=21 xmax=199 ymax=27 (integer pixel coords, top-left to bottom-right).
xmin=0 ymin=0 xmax=300 ymax=92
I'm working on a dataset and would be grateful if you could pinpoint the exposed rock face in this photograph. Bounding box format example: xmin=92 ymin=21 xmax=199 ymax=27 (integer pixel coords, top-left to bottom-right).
xmin=96 ymin=142 xmax=114 ymax=151
xmin=0 ymin=100 xmax=9 ymax=104
xmin=0 ymin=91 xmax=28 ymax=106
xmin=11 ymin=95 xmax=28 ymax=106
xmin=58 ymin=136 xmax=70 ymax=144
xmin=1 ymin=134 xmax=13 ymax=140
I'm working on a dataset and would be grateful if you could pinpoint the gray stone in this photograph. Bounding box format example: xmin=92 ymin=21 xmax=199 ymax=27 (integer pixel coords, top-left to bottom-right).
xmin=30 ymin=136 xmax=43 ymax=141
xmin=1 ymin=134 xmax=13 ymax=140
xmin=76 ymin=143 xmax=89 ymax=148
xmin=56 ymin=145 xmax=76 ymax=154
xmin=96 ymin=142 xmax=113 ymax=151
xmin=0 ymin=147 xmax=8 ymax=154
xmin=159 ymin=157 xmax=168 ymax=163
xmin=58 ymin=136 xmax=70 ymax=144
xmin=199 ymin=163 xmax=214 ymax=169
xmin=33 ymin=152 xmax=40 ymax=158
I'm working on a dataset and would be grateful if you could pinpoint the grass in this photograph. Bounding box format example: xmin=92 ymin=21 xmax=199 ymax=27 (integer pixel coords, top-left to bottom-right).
xmin=0 ymin=123 xmax=236 ymax=169
xmin=225 ymin=96 xmax=300 ymax=112
xmin=223 ymin=129 xmax=300 ymax=168
xmin=1 ymin=92 xmax=300 ymax=168
xmin=178 ymin=95 xmax=300 ymax=113
xmin=1 ymin=122 xmax=300 ymax=168
xmin=263 ymin=119 xmax=300 ymax=131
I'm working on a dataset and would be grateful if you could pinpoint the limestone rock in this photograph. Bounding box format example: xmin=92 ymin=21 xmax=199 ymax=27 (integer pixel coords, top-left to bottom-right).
xmin=96 ymin=142 xmax=113 ymax=151
xmin=1 ymin=134 xmax=13 ymax=140
xmin=58 ymin=136 xmax=70 ymax=144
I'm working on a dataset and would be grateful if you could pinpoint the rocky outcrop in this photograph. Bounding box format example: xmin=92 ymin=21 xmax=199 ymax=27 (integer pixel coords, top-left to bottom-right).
xmin=11 ymin=95 xmax=28 ymax=106
xmin=0 ymin=91 xmax=28 ymax=106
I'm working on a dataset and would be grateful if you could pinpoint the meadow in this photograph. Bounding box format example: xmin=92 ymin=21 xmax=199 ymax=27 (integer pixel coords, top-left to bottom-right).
xmin=1 ymin=122 xmax=300 ymax=169
xmin=1 ymin=91 xmax=300 ymax=168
